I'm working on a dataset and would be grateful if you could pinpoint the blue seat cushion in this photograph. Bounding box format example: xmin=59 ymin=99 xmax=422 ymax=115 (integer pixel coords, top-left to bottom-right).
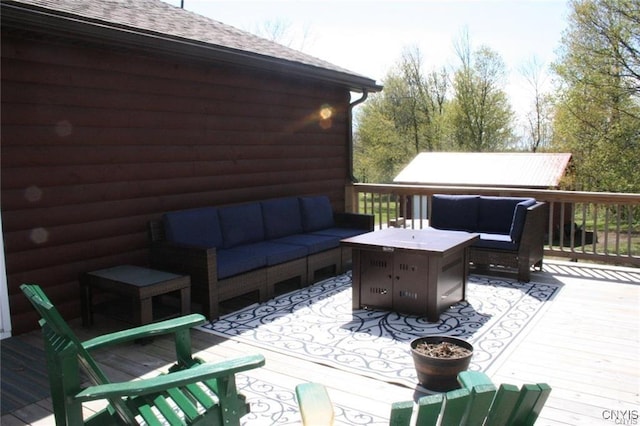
xmin=163 ymin=207 xmax=223 ymax=248
xmin=299 ymin=196 xmax=335 ymax=232
xmin=510 ymin=199 xmax=537 ymax=242
xmin=240 ymin=241 xmax=308 ymax=266
xmin=472 ymin=233 xmax=518 ymax=251
xmin=261 ymin=197 xmax=304 ymax=239
xmin=430 ymin=195 xmax=479 ymax=232
xmin=272 ymin=233 xmax=340 ymax=254
xmin=218 ymin=203 xmax=265 ymax=248
xmin=312 ymin=227 xmax=368 ymax=239
xmin=477 ymin=197 xmax=529 ymax=234
xmin=216 ymin=247 xmax=267 ymax=279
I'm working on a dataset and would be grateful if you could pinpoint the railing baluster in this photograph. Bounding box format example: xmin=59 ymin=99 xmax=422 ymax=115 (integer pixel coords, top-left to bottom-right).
xmin=593 ymin=204 xmax=599 ymax=254
xmin=628 ymin=205 xmax=633 ymax=259
xmin=615 ymin=204 xmax=621 ymax=257
xmin=560 ymin=202 xmax=566 ymax=251
xmin=401 ymin=195 xmax=408 ymax=229
xmin=580 ymin=203 xmax=587 ymax=253
xmin=604 ymin=204 xmax=610 ymax=255
xmin=548 ymin=201 xmax=555 ymax=248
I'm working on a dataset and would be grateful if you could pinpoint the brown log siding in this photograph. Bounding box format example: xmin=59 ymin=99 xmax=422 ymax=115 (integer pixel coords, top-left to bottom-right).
xmin=1 ymin=30 xmax=353 ymax=334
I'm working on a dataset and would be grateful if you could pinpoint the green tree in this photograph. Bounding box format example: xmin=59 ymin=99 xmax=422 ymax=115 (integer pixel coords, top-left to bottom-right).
xmin=552 ymin=0 xmax=640 ymax=192
xmin=450 ymin=31 xmax=516 ymax=151
xmin=354 ymin=46 xmax=450 ymax=183
xmin=354 ymin=97 xmax=409 ymax=183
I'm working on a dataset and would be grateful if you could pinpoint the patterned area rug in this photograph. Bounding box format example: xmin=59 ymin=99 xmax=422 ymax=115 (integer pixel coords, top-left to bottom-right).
xmin=200 ymin=272 xmax=560 ymax=391
xmin=236 ymin=375 xmax=388 ymax=425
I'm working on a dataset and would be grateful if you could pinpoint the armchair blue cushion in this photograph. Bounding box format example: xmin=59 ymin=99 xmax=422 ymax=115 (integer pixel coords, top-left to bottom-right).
xmin=163 ymin=207 xmax=223 ymax=248
xmin=273 ymin=233 xmax=340 ymax=254
xmin=216 ymin=247 xmax=267 ymax=279
xmin=430 ymin=195 xmax=479 ymax=232
xmin=242 ymin=241 xmax=308 ymax=266
xmin=300 ymin=196 xmax=335 ymax=232
xmin=261 ymin=197 xmax=304 ymax=239
xmin=312 ymin=227 xmax=367 ymax=239
xmin=477 ymin=197 xmax=529 ymax=234
xmin=218 ymin=203 xmax=265 ymax=248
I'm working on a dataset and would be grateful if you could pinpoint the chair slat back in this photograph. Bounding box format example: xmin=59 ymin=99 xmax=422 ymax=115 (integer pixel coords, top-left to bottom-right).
xmin=414 ymin=394 xmax=443 ymax=425
xmin=482 ymin=384 xmax=520 ymax=426
xmin=21 ymin=284 xmax=110 ymax=383
xmin=440 ymin=388 xmax=470 ymax=425
xmin=523 ymin=384 xmax=552 ymax=425
xmin=20 ymin=284 xmax=137 ymax=424
xmin=507 ymin=383 xmax=552 ymax=426
xmin=387 ymin=379 xmax=551 ymax=426
xmin=462 ymin=384 xmax=497 ymax=426
xmin=389 ymin=400 xmax=414 ymax=426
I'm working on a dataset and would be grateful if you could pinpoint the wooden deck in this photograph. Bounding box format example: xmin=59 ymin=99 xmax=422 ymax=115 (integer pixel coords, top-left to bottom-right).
xmin=2 ymin=259 xmax=639 ymax=425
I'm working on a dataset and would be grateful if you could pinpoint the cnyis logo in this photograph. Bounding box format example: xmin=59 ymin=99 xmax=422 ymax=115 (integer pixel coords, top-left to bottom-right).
xmin=602 ymin=409 xmax=639 ymax=425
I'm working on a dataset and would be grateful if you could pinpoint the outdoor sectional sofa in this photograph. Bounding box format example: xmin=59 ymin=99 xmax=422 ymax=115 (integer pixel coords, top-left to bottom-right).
xmin=149 ymin=196 xmax=373 ymax=319
xmin=430 ymin=194 xmax=547 ymax=282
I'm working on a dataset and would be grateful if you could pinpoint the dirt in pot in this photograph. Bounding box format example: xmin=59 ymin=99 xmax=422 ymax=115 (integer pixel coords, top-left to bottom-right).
xmin=414 ymin=341 xmax=472 ymax=359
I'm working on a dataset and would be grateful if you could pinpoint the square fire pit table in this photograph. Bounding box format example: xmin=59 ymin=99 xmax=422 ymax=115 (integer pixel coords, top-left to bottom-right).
xmin=81 ymin=265 xmax=191 ymax=326
xmin=341 ymin=228 xmax=479 ymax=322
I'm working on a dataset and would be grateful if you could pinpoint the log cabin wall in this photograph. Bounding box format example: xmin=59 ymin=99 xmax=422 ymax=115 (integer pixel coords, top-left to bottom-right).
xmin=1 ymin=29 xmax=353 ymax=334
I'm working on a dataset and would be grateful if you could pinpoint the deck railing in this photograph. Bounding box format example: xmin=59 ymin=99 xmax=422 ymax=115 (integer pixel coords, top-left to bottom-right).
xmin=345 ymin=183 xmax=640 ymax=267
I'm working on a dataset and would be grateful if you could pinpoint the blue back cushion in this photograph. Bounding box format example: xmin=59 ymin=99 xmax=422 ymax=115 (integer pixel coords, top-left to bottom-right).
xmin=218 ymin=203 xmax=265 ymax=248
xmin=510 ymin=199 xmax=536 ymax=242
xmin=261 ymin=197 xmax=303 ymax=239
xmin=430 ymin=195 xmax=479 ymax=231
xmin=163 ymin=207 xmax=222 ymax=248
xmin=477 ymin=197 xmax=527 ymax=234
xmin=299 ymin=196 xmax=335 ymax=232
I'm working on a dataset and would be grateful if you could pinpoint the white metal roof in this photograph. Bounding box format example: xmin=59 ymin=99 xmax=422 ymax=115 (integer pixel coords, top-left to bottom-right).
xmin=393 ymin=152 xmax=572 ymax=188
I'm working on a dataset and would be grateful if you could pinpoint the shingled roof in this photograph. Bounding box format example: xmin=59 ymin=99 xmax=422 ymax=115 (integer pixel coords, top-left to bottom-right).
xmin=1 ymin=0 xmax=381 ymax=92
xmin=394 ymin=152 xmax=572 ymax=189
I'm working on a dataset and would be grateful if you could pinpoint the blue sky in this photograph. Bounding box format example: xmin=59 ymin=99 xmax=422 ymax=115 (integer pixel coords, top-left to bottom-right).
xmin=162 ymin=0 xmax=570 ymax=119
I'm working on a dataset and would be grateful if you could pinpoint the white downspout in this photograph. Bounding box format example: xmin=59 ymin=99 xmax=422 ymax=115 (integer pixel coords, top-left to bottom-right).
xmin=348 ymin=89 xmax=369 ymax=182
xmin=0 ymin=213 xmax=12 ymax=339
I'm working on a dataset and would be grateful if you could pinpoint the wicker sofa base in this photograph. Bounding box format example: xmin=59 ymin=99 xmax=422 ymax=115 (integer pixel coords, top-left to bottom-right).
xmin=469 ymin=247 xmax=543 ymax=282
xmin=266 ymin=257 xmax=308 ymax=299
xmin=307 ymin=248 xmax=342 ymax=284
xmin=218 ymin=269 xmax=268 ymax=304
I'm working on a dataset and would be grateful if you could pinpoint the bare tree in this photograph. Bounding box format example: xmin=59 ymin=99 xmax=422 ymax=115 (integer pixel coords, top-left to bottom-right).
xmin=520 ymin=57 xmax=554 ymax=152
xmin=254 ymin=19 xmax=313 ymax=52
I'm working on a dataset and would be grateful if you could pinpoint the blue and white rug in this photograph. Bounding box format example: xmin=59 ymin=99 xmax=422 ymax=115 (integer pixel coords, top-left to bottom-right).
xmin=199 ymin=272 xmax=560 ymax=390
xmin=236 ymin=375 xmax=388 ymax=425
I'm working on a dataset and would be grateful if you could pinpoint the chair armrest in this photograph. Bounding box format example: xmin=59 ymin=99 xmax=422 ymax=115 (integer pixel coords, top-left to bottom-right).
xmin=82 ymin=314 xmax=206 ymax=351
xmin=518 ymin=202 xmax=547 ymax=254
xmin=333 ymin=212 xmax=374 ymax=230
xmin=75 ymin=354 xmax=265 ymax=401
xmin=295 ymin=383 xmax=335 ymax=426
xmin=149 ymin=241 xmax=218 ymax=290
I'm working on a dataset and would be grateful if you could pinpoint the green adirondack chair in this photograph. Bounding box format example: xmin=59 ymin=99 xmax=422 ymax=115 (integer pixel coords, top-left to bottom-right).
xmin=20 ymin=283 xmax=265 ymax=426
xmin=296 ymin=371 xmax=551 ymax=426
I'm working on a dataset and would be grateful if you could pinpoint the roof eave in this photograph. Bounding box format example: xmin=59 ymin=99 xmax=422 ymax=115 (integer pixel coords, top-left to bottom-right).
xmin=1 ymin=2 xmax=383 ymax=93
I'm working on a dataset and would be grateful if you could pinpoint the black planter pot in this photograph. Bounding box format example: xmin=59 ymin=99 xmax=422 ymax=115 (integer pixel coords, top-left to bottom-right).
xmin=410 ymin=336 xmax=474 ymax=392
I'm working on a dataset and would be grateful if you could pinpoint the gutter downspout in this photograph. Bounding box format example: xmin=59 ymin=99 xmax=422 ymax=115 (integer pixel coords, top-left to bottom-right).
xmin=348 ymin=89 xmax=369 ymax=182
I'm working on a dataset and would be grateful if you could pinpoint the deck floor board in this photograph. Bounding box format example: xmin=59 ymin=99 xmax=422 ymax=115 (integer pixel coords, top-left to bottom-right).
xmin=2 ymin=260 xmax=638 ymax=425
